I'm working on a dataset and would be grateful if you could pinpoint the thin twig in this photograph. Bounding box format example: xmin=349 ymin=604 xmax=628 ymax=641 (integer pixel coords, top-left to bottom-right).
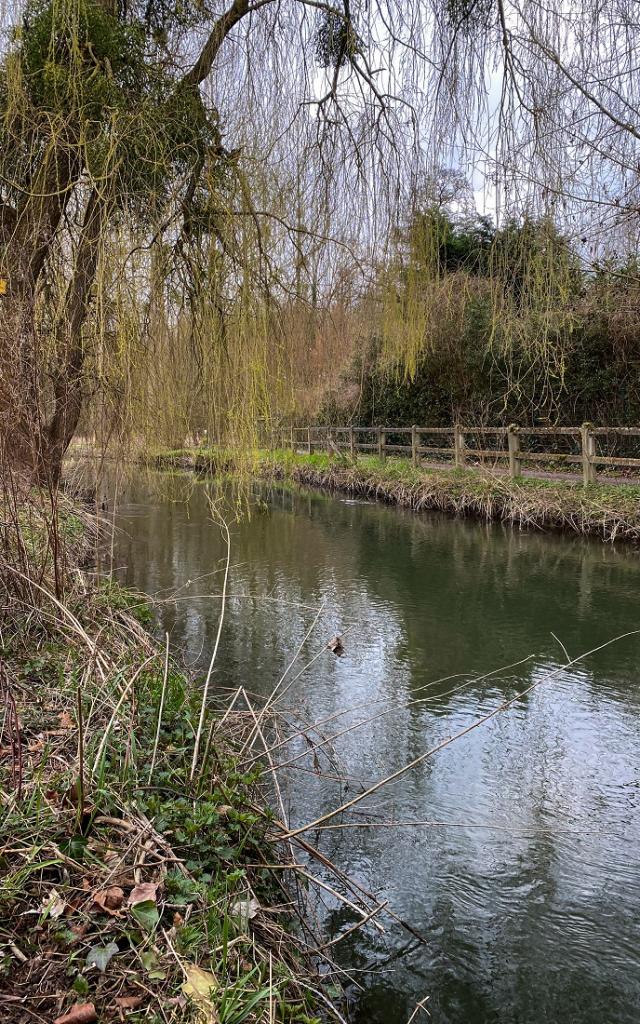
xmin=190 ymin=512 xmax=231 ymax=781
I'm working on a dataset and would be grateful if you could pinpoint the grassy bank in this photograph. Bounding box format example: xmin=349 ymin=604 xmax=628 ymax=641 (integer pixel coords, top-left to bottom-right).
xmin=144 ymin=446 xmax=640 ymax=543
xmin=0 ymin=495 xmax=338 ymax=1024
xmin=262 ymin=450 xmax=640 ymax=542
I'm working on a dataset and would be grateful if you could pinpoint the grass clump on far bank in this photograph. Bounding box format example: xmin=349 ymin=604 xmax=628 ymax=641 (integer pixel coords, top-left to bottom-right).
xmin=0 ymin=498 xmax=334 ymax=1024
xmin=259 ymin=449 xmax=640 ymax=542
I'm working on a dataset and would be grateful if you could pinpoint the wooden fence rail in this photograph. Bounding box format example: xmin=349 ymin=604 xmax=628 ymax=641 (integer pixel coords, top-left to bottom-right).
xmin=274 ymin=424 xmax=640 ymax=486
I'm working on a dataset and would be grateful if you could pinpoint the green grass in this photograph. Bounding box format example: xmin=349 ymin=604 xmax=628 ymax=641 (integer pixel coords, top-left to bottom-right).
xmin=266 ymin=447 xmax=640 ymax=491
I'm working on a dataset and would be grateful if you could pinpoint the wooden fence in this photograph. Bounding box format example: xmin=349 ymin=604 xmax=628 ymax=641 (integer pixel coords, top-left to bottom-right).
xmin=276 ymin=424 xmax=640 ymax=486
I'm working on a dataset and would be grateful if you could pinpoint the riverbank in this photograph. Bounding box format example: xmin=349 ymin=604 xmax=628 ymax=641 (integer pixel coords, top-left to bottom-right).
xmin=0 ymin=492 xmax=337 ymax=1023
xmin=267 ymin=451 xmax=640 ymax=542
xmin=146 ymin=447 xmax=640 ymax=543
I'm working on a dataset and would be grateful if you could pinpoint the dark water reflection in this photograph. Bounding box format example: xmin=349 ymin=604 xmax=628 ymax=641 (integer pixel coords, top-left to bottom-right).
xmin=109 ymin=470 xmax=640 ymax=1024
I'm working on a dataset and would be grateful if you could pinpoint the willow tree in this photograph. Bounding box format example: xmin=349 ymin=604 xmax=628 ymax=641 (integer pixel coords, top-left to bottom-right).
xmin=2 ymin=0 xmax=638 ymax=485
xmin=0 ymin=0 xmax=392 ymax=484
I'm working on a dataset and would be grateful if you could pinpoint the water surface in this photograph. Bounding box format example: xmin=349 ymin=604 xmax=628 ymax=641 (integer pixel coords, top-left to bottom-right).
xmin=111 ymin=472 xmax=640 ymax=1024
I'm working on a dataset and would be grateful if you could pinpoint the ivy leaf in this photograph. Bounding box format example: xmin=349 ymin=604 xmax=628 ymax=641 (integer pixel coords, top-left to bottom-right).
xmin=72 ymin=976 xmax=89 ymax=997
xmin=86 ymin=941 xmax=119 ymax=973
xmin=140 ymin=950 xmax=157 ymax=971
xmin=128 ymin=882 xmax=159 ymax=932
xmin=140 ymin=949 xmax=166 ymax=980
xmin=131 ymin=899 xmax=159 ymax=931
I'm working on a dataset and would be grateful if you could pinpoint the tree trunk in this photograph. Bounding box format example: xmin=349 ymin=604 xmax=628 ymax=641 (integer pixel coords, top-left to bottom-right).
xmin=1 ymin=187 xmax=106 ymax=486
xmin=1 ymin=141 xmax=80 ymax=481
xmin=41 ymin=190 xmax=108 ymax=486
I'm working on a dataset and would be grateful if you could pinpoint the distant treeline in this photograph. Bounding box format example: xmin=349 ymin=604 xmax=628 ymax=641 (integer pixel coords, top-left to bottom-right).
xmin=318 ymin=210 xmax=640 ymax=428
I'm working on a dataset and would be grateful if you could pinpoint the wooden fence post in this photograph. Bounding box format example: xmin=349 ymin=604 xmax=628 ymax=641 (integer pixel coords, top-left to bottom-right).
xmin=349 ymin=426 xmax=355 ymax=458
xmin=507 ymin=424 xmax=521 ymax=478
xmin=307 ymin=427 xmax=311 ymax=454
xmin=581 ymin=422 xmax=597 ymax=485
xmin=377 ymin=426 xmax=386 ymax=461
xmin=411 ymin=425 xmax=418 ymax=467
xmin=454 ymin=425 xmax=466 ymax=468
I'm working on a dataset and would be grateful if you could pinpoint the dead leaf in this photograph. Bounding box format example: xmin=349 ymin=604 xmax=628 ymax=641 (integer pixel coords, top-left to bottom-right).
xmin=173 ymin=911 xmax=184 ymax=928
xmin=114 ymin=995 xmax=144 ymax=1010
xmin=216 ymin=805 xmax=233 ymax=817
xmin=40 ymin=888 xmax=66 ymax=919
xmin=54 ymin=1003 xmax=97 ymax=1024
xmin=64 ymin=781 xmax=81 ymax=808
xmin=59 ymin=711 xmax=75 ymax=729
xmin=231 ymin=896 xmax=260 ymax=928
xmin=112 ymin=872 xmax=136 ymax=889
xmin=128 ymin=882 xmax=158 ymax=907
xmin=327 ymin=635 xmax=344 ymax=656
xmin=93 ymin=886 xmax=124 ymax=917
xmin=182 ymin=965 xmax=218 ymax=1020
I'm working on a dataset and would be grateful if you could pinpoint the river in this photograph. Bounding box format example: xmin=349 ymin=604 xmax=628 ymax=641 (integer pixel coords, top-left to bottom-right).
xmin=109 ymin=469 xmax=640 ymax=1024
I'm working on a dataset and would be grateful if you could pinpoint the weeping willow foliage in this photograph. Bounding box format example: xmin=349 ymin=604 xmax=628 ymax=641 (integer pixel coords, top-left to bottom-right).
xmin=0 ymin=0 xmax=372 ymax=480
xmin=0 ymin=0 xmax=280 ymax=479
xmin=1 ymin=0 xmax=638 ymax=482
xmin=374 ymin=0 xmax=640 ymax=395
xmin=81 ymin=222 xmax=281 ymax=452
xmin=378 ymin=204 xmax=584 ymax=408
